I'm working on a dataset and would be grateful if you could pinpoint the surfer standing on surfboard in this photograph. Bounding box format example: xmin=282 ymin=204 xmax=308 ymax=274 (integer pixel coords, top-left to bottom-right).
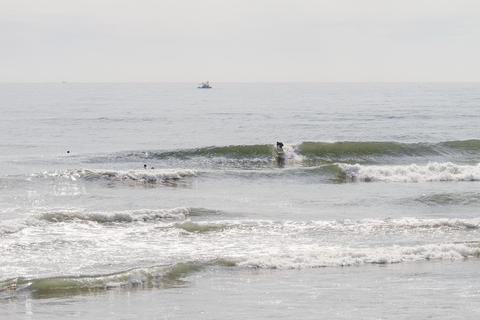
xmin=275 ymin=142 xmax=286 ymax=167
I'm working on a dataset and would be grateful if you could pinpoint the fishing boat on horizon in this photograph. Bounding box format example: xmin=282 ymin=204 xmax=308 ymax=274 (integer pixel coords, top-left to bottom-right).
xmin=198 ymin=81 xmax=212 ymax=89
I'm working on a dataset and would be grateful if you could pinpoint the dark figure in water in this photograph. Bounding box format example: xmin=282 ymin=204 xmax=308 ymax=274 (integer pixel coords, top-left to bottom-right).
xmin=275 ymin=142 xmax=285 ymax=168
xmin=144 ymin=164 xmax=147 ymax=169
xmin=66 ymin=150 xmax=70 ymax=154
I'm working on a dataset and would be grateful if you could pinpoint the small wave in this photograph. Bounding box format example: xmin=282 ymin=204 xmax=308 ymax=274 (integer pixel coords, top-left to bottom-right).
xmin=241 ymin=242 xmax=480 ymax=269
xmin=338 ymin=162 xmax=480 ymax=182
xmin=34 ymin=214 xmax=480 ymax=232
xmin=166 ymin=217 xmax=480 ymax=235
xmin=173 ymin=221 xmax=229 ymax=233
xmin=0 ymin=259 xmax=236 ymax=299
xmin=244 ymin=217 xmax=480 ymax=233
xmin=40 ymin=207 xmax=191 ymax=223
xmin=0 ymin=207 xmax=222 ymax=232
xmin=191 ymin=217 xmax=480 ymax=236
xmin=415 ymin=192 xmax=480 ymax=206
xmin=359 ymin=217 xmax=480 ymax=230
xmin=188 ymin=207 xmax=224 ymax=216
xmin=32 ymin=168 xmax=197 ymax=184
xmin=0 ymin=221 xmax=26 ymax=236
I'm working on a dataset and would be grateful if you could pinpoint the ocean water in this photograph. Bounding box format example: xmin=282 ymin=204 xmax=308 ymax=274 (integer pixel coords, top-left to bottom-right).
xmin=1 ymin=83 xmax=480 ymax=319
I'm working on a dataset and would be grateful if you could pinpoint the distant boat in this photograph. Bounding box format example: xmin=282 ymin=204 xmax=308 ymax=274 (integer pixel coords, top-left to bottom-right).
xmin=198 ymin=81 xmax=212 ymax=89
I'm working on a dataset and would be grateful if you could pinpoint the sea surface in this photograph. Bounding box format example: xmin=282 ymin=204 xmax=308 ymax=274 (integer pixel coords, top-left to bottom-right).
xmin=1 ymin=83 xmax=480 ymax=319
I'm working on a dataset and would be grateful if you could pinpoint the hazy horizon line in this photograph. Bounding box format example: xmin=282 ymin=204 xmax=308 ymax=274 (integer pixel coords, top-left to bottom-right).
xmin=1 ymin=80 xmax=480 ymax=84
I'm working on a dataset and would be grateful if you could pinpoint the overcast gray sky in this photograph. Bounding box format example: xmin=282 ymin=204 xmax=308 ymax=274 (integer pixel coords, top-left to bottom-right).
xmin=2 ymin=0 xmax=480 ymax=82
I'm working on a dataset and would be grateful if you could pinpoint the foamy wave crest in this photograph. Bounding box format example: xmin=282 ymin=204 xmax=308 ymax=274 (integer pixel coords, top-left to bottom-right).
xmin=40 ymin=207 xmax=190 ymax=223
xmin=338 ymin=162 xmax=480 ymax=182
xmin=240 ymin=242 xmax=480 ymax=269
xmin=0 ymin=259 xmax=236 ymax=299
xmin=0 ymin=220 xmax=26 ymax=235
xmin=300 ymin=217 xmax=480 ymax=232
xmin=32 ymin=168 xmax=197 ymax=183
xmin=230 ymin=217 xmax=480 ymax=234
xmin=377 ymin=217 xmax=480 ymax=230
xmin=153 ymin=217 xmax=480 ymax=235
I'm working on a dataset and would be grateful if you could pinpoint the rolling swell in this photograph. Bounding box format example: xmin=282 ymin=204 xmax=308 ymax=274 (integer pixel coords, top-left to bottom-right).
xmin=298 ymin=141 xmax=433 ymax=158
xmin=442 ymin=139 xmax=480 ymax=149
xmin=415 ymin=192 xmax=480 ymax=206
xmin=135 ymin=144 xmax=274 ymax=159
xmin=96 ymin=139 xmax=480 ymax=164
xmin=297 ymin=140 xmax=480 ymax=161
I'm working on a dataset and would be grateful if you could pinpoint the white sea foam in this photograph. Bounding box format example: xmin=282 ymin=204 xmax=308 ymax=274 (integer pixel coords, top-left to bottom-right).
xmin=5 ymin=215 xmax=480 ymax=235
xmin=32 ymin=168 xmax=197 ymax=183
xmin=338 ymin=162 xmax=480 ymax=182
xmin=281 ymin=143 xmax=305 ymax=162
xmin=240 ymin=242 xmax=480 ymax=269
xmin=212 ymin=217 xmax=480 ymax=233
xmin=0 ymin=219 xmax=27 ymax=235
xmin=2 ymin=215 xmax=480 ymax=281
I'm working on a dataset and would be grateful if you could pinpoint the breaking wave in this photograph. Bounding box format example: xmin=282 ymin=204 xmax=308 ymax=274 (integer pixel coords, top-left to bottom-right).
xmin=98 ymin=139 xmax=480 ymax=163
xmin=2 ymin=216 xmax=480 ymax=298
xmin=31 ymin=168 xmax=197 ymax=184
xmin=17 ymin=214 xmax=480 ymax=234
xmin=229 ymin=217 xmax=480 ymax=233
xmin=2 ymin=240 xmax=480 ymax=299
xmin=39 ymin=207 xmax=192 ymax=223
xmin=241 ymin=242 xmax=480 ymax=269
xmin=338 ymin=162 xmax=480 ymax=182
xmin=0 ymin=259 xmax=236 ymax=299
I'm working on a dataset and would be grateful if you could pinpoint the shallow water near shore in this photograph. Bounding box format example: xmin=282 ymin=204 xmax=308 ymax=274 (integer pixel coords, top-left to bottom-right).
xmin=1 ymin=83 xmax=480 ymax=318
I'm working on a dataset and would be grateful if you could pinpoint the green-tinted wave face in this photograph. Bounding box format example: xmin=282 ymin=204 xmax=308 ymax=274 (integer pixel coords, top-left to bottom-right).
xmin=153 ymin=144 xmax=273 ymax=159
xmin=106 ymin=139 xmax=480 ymax=165
xmin=442 ymin=139 xmax=480 ymax=149
xmin=163 ymin=262 xmax=204 ymax=281
xmin=188 ymin=208 xmax=224 ymax=216
xmin=298 ymin=141 xmax=433 ymax=158
xmin=1 ymin=259 xmax=236 ymax=299
xmin=162 ymin=259 xmax=236 ymax=282
xmin=41 ymin=212 xmax=134 ymax=223
xmin=322 ymin=164 xmax=348 ymax=183
xmin=174 ymin=221 xmax=229 ymax=233
xmin=16 ymin=271 xmax=138 ymax=299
